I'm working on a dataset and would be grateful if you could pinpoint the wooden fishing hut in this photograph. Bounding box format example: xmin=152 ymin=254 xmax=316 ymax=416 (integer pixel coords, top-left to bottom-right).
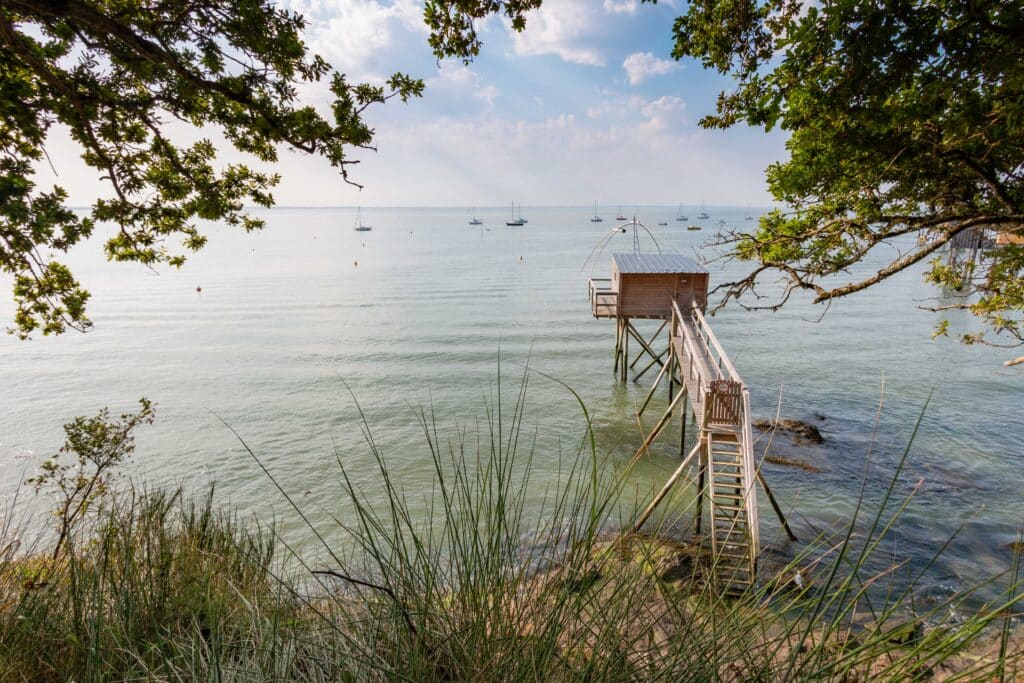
xmin=588 ymin=252 xmax=795 ymax=594
xmin=589 ymin=253 xmax=708 ymax=382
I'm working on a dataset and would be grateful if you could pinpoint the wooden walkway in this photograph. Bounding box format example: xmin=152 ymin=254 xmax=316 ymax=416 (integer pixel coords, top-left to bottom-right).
xmin=588 ymin=264 xmax=795 ymax=593
xmin=630 ymin=301 xmax=796 ymax=593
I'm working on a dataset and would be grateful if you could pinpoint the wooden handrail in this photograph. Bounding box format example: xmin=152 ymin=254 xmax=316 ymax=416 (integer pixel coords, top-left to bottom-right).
xmin=690 ymin=303 xmax=743 ymax=384
xmin=740 ymin=388 xmax=759 ymax=557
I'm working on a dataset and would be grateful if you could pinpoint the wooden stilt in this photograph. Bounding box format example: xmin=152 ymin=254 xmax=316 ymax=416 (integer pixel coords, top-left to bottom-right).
xmin=613 ymin=318 xmax=622 ymax=376
xmin=756 ymin=470 xmax=798 ymax=542
xmin=693 ymin=436 xmax=706 ymax=535
xmin=680 ymin=391 xmax=688 ymax=454
xmin=626 ymin=322 xmax=666 ymax=374
xmin=622 ymin=320 xmax=629 ymax=381
xmin=634 ymin=346 xmax=669 ymax=381
xmin=630 ymin=385 xmax=688 ymax=461
xmin=632 ymin=441 xmax=702 ymax=533
xmin=667 ymin=352 xmax=675 ymax=402
xmin=638 ymin=357 xmax=671 ymax=417
xmin=629 ymin=320 xmax=667 ymax=369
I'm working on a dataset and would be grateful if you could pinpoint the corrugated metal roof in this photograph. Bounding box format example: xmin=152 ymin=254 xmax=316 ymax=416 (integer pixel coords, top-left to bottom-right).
xmin=612 ymin=253 xmax=707 ymax=274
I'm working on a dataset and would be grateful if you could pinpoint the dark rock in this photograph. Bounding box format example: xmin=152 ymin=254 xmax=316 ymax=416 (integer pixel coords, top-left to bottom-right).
xmin=764 ymin=455 xmax=823 ymax=473
xmin=752 ymin=418 xmax=825 ymax=444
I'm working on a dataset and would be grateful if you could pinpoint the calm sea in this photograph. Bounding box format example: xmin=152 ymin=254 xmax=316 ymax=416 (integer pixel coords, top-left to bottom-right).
xmin=1 ymin=205 xmax=1021 ymax=606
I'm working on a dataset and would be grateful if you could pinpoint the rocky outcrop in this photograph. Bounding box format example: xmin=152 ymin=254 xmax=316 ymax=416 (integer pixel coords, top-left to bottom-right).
xmin=752 ymin=418 xmax=825 ymax=444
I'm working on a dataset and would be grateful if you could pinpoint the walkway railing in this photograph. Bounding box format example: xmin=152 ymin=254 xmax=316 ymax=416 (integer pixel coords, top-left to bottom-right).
xmin=588 ymin=278 xmax=617 ymax=317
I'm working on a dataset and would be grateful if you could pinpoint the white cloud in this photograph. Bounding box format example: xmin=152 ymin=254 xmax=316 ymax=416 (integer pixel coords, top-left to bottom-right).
xmin=603 ymin=0 xmax=639 ymax=14
xmin=622 ymin=51 xmax=681 ymax=85
xmin=475 ymin=84 xmax=500 ymax=105
xmin=586 ymin=94 xmax=685 ymax=131
xmin=509 ymin=0 xmax=606 ymax=66
xmin=639 ymin=95 xmax=685 ymax=130
xmin=284 ymin=0 xmax=427 ymax=80
xmin=329 ymin=102 xmax=782 ymax=206
xmin=429 ymin=63 xmax=500 ymax=106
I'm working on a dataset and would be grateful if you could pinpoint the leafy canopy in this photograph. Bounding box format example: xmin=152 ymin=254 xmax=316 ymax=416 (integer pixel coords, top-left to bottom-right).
xmin=672 ymin=0 xmax=1024 ymax=347
xmin=1 ymin=0 xmax=536 ymax=338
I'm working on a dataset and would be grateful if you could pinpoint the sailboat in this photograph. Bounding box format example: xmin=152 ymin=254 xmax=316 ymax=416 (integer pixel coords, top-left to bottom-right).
xmin=615 ymin=206 xmax=627 ymax=221
xmin=590 ymin=201 xmax=603 ymax=223
xmin=506 ymin=201 xmax=525 ymax=226
xmin=675 ymin=203 xmax=688 ymax=222
xmin=745 ymin=205 xmax=754 ymax=220
xmin=469 ymin=206 xmax=483 ymax=225
xmin=353 ymin=207 xmax=372 ymax=231
xmin=697 ymin=201 xmax=709 ymax=220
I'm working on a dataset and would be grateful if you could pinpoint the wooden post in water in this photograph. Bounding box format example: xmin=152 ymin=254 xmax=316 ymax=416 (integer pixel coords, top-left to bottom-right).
xmin=693 ymin=437 xmax=706 ymax=535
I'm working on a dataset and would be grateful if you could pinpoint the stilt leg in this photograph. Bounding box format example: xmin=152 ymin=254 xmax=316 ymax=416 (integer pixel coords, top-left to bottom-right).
xmin=668 ymin=353 xmax=675 ymax=402
xmin=622 ymin=320 xmax=629 ymax=381
xmin=634 ymin=346 xmax=669 ymax=381
xmin=613 ymin=318 xmax=622 ymax=376
xmin=627 ymin=320 xmax=667 ymax=370
xmin=757 ymin=470 xmax=798 ymax=542
xmin=631 ymin=441 xmax=702 ymax=533
xmin=629 ymin=386 xmax=688 ymax=464
xmin=694 ymin=440 xmax=706 ymax=535
xmin=680 ymin=391 xmax=688 ymax=455
xmin=638 ymin=357 xmax=671 ymax=417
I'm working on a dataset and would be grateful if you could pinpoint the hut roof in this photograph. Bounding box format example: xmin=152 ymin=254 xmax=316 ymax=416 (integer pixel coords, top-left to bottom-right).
xmin=612 ymin=253 xmax=707 ymax=275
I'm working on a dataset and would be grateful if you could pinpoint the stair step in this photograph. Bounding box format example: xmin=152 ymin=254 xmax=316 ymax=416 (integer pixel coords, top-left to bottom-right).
xmin=716 ymin=553 xmax=752 ymax=564
xmin=713 ymin=512 xmax=746 ymax=521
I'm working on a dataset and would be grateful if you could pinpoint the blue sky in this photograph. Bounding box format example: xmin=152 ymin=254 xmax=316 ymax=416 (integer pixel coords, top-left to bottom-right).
xmin=40 ymin=0 xmax=789 ymax=207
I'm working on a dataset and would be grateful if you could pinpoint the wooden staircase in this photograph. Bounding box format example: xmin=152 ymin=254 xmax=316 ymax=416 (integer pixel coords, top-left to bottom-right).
xmin=632 ymin=302 xmax=763 ymax=594
xmin=706 ymin=431 xmax=755 ymax=592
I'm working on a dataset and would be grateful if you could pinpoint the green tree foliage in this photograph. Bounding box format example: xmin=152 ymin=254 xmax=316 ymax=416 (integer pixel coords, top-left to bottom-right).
xmin=2 ymin=1 xmax=532 ymax=339
xmin=672 ymin=0 xmax=1023 ymax=346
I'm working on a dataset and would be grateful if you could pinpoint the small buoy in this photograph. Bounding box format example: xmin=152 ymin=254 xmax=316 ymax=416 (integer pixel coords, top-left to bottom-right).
xmin=196 ymin=286 xmax=202 ymax=293
xmin=354 ymin=260 xmax=358 ymax=267
xmin=519 ymin=256 xmax=523 ymax=260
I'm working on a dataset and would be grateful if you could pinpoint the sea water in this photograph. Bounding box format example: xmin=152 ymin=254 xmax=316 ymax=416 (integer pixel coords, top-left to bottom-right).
xmin=1 ymin=206 xmax=1020 ymax=606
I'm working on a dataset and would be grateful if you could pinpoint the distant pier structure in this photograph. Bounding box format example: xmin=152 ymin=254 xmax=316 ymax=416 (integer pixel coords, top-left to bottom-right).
xmin=588 ymin=250 xmax=794 ymax=594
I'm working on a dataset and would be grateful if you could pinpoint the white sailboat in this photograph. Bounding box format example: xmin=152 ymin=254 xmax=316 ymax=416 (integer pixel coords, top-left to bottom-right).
xmin=590 ymin=201 xmax=603 ymax=223
xmin=506 ymin=201 xmax=525 ymax=226
xmin=469 ymin=206 xmax=483 ymax=225
xmin=697 ymin=201 xmax=709 ymax=220
xmin=745 ymin=205 xmax=754 ymax=220
xmin=353 ymin=207 xmax=372 ymax=231
xmin=615 ymin=206 xmax=627 ymax=221
xmin=675 ymin=203 xmax=688 ymax=222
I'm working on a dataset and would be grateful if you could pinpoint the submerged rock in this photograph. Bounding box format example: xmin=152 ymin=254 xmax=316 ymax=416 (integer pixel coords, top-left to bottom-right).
xmin=753 ymin=418 xmax=825 ymax=444
xmin=764 ymin=455 xmax=823 ymax=473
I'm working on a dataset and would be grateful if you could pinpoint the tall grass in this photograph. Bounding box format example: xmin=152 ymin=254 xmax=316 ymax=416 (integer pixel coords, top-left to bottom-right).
xmin=0 ymin=376 xmax=1020 ymax=681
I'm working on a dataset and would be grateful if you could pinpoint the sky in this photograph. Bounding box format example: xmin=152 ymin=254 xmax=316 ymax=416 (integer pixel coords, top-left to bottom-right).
xmin=36 ymin=0 xmax=789 ymax=207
